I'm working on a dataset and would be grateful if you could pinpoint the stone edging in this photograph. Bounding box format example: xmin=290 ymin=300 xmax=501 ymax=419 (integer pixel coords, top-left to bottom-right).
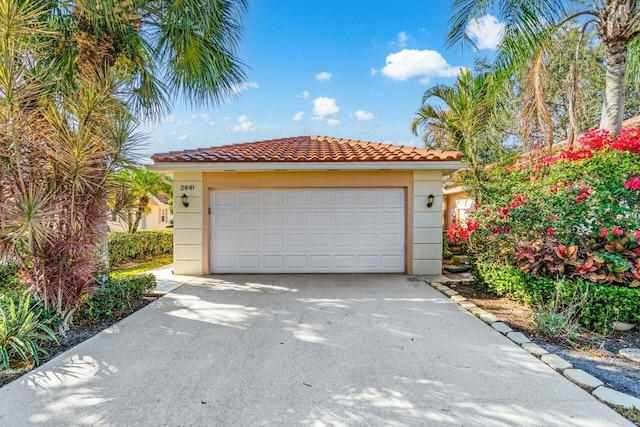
xmin=423 ymin=279 xmax=640 ymax=412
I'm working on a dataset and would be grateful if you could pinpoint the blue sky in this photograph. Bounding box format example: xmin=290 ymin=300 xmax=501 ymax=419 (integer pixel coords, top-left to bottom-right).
xmin=144 ymin=1 xmax=503 ymax=157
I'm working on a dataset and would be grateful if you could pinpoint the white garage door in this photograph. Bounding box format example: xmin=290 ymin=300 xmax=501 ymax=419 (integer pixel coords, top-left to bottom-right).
xmin=210 ymin=188 xmax=405 ymax=273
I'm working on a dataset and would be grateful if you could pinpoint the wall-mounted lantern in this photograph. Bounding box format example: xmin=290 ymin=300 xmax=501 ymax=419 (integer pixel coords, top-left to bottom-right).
xmin=181 ymin=194 xmax=189 ymax=208
xmin=427 ymin=194 xmax=435 ymax=208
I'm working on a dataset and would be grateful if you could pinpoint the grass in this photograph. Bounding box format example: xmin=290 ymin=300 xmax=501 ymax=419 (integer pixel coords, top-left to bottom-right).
xmin=614 ymin=406 xmax=640 ymax=426
xmin=110 ymin=255 xmax=173 ymax=279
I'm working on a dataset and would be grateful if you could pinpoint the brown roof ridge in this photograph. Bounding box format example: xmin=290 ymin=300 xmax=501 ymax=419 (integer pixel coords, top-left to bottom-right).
xmin=151 ymin=135 xmax=464 ymax=163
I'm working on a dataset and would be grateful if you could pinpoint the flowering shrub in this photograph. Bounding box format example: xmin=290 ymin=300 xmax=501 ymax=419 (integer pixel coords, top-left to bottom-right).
xmin=466 ymin=126 xmax=640 ymax=330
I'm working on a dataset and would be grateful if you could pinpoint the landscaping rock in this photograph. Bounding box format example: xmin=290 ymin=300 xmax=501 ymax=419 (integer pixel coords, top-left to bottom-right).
xmin=521 ymin=343 xmax=548 ymax=357
xmin=491 ymin=322 xmax=512 ymax=334
xmin=592 ymin=386 xmax=640 ymax=409
xmin=618 ymin=348 xmax=640 ymax=364
xmin=563 ymin=369 xmax=604 ymax=391
xmin=450 ymin=294 xmax=467 ymax=303
xmin=451 ymin=255 xmax=469 ymax=264
xmin=506 ymin=331 xmax=531 ymax=345
xmin=612 ymin=321 xmax=635 ymax=332
xmin=479 ymin=312 xmax=500 ymax=324
xmin=541 ymin=354 xmax=572 ymax=371
xmin=469 ymin=307 xmax=487 ymax=316
xmin=458 ymin=300 xmax=476 ymax=308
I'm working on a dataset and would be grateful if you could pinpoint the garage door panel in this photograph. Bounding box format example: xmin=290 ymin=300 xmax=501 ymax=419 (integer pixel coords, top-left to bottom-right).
xmin=211 ymin=188 xmax=404 ymax=273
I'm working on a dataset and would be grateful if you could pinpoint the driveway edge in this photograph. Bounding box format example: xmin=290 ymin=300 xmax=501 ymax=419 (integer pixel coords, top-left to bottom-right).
xmin=417 ymin=277 xmax=640 ymax=414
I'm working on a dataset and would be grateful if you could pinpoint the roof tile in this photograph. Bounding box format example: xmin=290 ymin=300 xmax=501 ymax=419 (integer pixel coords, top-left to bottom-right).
xmin=151 ymin=135 xmax=463 ymax=163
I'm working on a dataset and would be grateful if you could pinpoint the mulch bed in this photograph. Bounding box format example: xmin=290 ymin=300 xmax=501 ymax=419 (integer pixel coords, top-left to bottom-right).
xmin=448 ymin=281 xmax=640 ymax=400
xmin=0 ymin=297 xmax=156 ymax=389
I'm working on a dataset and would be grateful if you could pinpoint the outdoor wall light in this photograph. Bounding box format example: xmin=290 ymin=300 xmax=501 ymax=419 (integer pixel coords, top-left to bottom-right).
xmin=427 ymin=194 xmax=435 ymax=208
xmin=181 ymin=193 xmax=189 ymax=208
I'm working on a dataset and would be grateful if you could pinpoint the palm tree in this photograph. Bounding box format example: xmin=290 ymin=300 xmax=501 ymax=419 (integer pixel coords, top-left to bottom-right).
xmin=448 ymin=0 xmax=640 ymax=135
xmin=0 ymin=0 xmax=248 ymax=322
xmin=116 ymin=168 xmax=172 ymax=233
xmin=411 ymin=69 xmax=504 ymax=202
xmin=411 ymin=69 xmax=499 ymax=169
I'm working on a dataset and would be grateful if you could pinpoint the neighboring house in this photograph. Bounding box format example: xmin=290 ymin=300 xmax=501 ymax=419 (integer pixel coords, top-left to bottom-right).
xmin=443 ymin=185 xmax=473 ymax=230
xmin=108 ymin=195 xmax=173 ymax=232
xmin=150 ymin=136 xmax=465 ymax=275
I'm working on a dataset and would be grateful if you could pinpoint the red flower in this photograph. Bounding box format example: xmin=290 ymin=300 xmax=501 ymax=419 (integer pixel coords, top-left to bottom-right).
xmin=612 ymin=226 xmax=624 ymax=236
xmin=491 ymin=226 xmax=502 ymax=235
xmin=635 ymin=230 xmax=640 ymax=239
xmin=550 ymin=184 xmax=559 ymax=193
xmin=504 ymin=226 xmax=511 ymax=233
xmin=599 ymin=228 xmax=609 ymax=238
xmin=547 ymin=227 xmax=554 ymax=235
xmin=624 ymin=177 xmax=640 ymax=190
xmin=575 ymin=187 xmax=593 ymax=202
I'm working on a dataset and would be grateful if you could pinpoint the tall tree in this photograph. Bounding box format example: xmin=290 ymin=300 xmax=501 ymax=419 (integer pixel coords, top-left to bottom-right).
xmin=448 ymin=0 xmax=640 ymax=135
xmin=411 ymin=69 xmax=505 ymax=202
xmin=115 ymin=168 xmax=172 ymax=233
xmin=0 ymin=0 xmax=248 ymax=323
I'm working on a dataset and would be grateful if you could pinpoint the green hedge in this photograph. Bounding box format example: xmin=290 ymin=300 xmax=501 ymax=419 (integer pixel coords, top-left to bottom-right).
xmin=474 ymin=263 xmax=557 ymax=306
xmin=78 ymin=274 xmax=156 ymax=320
xmin=108 ymin=230 xmax=173 ymax=267
xmin=475 ymin=262 xmax=640 ymax=333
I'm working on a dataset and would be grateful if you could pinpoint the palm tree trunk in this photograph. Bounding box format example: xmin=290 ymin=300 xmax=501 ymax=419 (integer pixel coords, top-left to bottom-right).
xmin=600 ymin=41 xmax=627 ymax=134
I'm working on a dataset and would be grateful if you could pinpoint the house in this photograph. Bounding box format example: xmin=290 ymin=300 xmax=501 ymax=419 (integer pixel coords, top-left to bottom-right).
xmin=108 ymin=195 xmax=173 ymax=232
xmin=149 ymin=136 xmax=465 ymax=275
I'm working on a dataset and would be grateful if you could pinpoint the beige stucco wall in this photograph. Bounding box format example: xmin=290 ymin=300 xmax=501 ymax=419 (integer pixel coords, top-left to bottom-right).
xmin=412 ymin=171 xmax=444 ymax=275
xmin=171 ymin=169 xmax=445 ymax=276
xmin=173 ymin=172 xmax=204 ymax=274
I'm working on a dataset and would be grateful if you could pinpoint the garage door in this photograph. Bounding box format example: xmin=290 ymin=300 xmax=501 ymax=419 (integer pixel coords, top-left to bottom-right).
xmin=210 ymin=188 xmax=405 ymax=273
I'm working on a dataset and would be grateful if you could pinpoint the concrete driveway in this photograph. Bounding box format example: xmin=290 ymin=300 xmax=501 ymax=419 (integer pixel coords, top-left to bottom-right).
xmin=0 ymin=274 xmax=631 ymax=426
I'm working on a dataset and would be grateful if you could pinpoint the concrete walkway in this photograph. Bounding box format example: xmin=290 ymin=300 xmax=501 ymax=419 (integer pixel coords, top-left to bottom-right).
xmin=0 ymin=275 xmax=632 ymax=426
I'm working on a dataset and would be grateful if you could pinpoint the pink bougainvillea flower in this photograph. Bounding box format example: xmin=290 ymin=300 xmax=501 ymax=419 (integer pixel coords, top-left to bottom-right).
xmin=635 ymin=230 xmax=640 ymax=239
xmin=612 ymin=226 xmax=624 ymax=235
xmin=624 ymin=177 xmax=640 ymax=190
xmin=599 ymin=228 xmax=609 ymax=238
xmin=547 ymin=227 xmax=554 ymax=235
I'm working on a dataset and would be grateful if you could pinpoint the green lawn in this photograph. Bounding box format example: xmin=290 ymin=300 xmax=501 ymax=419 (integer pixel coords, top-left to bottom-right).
xmin=110 ymin=255 xmax=173 ymax=279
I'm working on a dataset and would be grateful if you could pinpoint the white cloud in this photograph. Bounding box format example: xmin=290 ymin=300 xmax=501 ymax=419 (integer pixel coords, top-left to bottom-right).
xmin=178 ymin=134 xmax=188 ymax=140
xmin=293 ymin=111 xmax=305 ymax=122
xmin=176 ymin=119 xmax=192 ymax=126
xmin=392 ymin=31 xmax=408 ymax=48
xmin=312 ymin=97 xmax=340 ymax=120
xmin=232 ymin=115 xmax=256 ymax=132
xmin=354 ymin=110 xmax=375 ymax=121
xmin=381 ymin=49 xmax=461 ymax=83
xmin=230 ymin=81 xmax=259 ymax=94
xmin=466 ymin=14 xmax=505 ymax=50
xmin=315 ymin=72 xmax=333 ymax=82
xmin=296 ymin=90 xmax=310 ymax=99
xmin=327 ymin=118 xmax=341 ymax=126
xmin=370 ymin=68 xmax=378 ymax=76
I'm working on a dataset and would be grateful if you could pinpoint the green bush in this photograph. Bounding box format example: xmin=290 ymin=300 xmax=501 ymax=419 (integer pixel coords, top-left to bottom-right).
xmin=476 ymin=262 xmax=640 ymax=333
xmin=474 ymin=262 xmax=557 ymax=306
xmin=0 ymin=264 xmax=21 ymax=293
xmin=564 ymin=279 xmax=640 ymax=333
xmin=0 ymin=292 xmax=58 ymax=370
xmin=78 ymin=274 xmax=156 ymax=320
xmin=108 ymin=230 xmax=173 ymax=267
xmin=77 ymin=274 xmax=156 ymax=321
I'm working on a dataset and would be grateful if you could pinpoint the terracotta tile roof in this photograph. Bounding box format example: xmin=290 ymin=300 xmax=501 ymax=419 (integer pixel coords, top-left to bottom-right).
xmin=151 ymin=135 xmax=463 ymax=163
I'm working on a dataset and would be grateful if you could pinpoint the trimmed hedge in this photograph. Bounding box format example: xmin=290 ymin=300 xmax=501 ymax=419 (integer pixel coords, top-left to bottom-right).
xmin=78 ymin=274 xmax=156 ymax=320
xmin=108 ymin=230 xmax=173 ymax=267
xmin=475 ymin=262 xmax=640 ymax=333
